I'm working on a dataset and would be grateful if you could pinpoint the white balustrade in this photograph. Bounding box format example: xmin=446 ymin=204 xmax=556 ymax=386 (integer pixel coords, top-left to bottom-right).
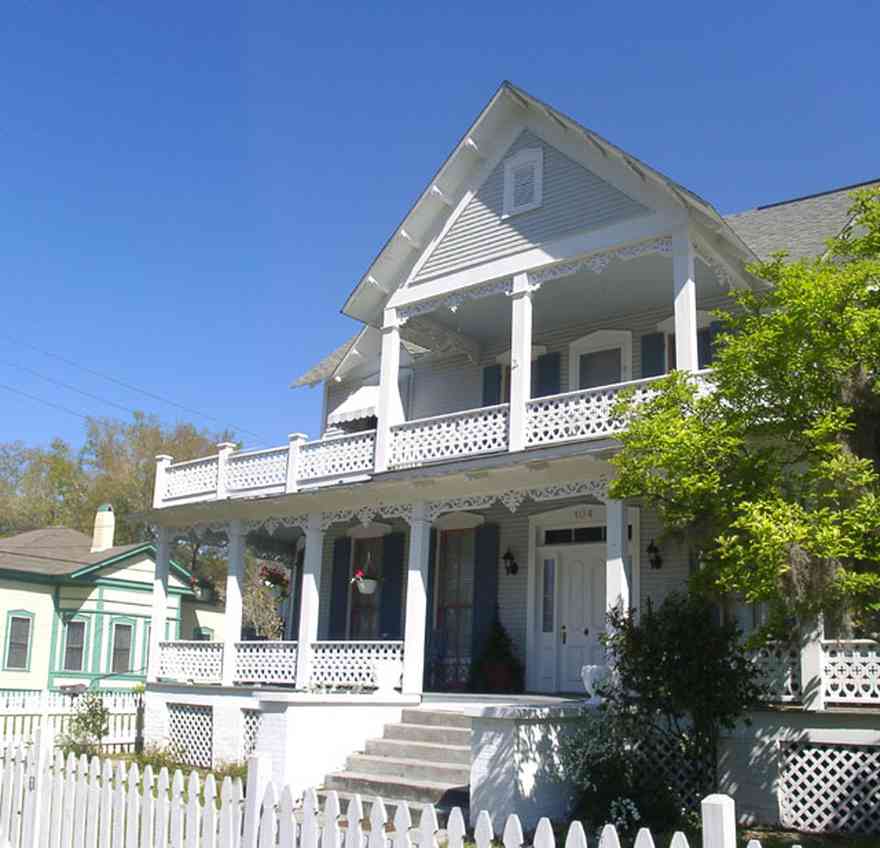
xmin=309 ymin=640 xmax=404 ymax=690
xmin=750 ymin=643 xmax=802 ymax=702
xmin=163 ymin=456 xmax=219 ymax=500
xmin=226 ymin=447 xmax=289 ymax=494
xmin=298 ymin=431 xmax=376 ymax=482
xmin=233 ymin=641 xmax=298 ymax=685
xmin=389 ymin=404 xmax=509 ymax=469
xmin=158 ymin=641 xmax=224 ymax=684
xmin=822 ymin=640 xmax=880 ymax=704
xmin=525 ymin=376 xmax=660 ymax=446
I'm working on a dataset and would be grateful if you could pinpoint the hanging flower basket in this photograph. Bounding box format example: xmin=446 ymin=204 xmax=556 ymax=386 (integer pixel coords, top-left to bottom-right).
xmin=351 ymin=567 xmax=380 ymax=595
xmin=259 ymin=564 xmax=290 ymax=600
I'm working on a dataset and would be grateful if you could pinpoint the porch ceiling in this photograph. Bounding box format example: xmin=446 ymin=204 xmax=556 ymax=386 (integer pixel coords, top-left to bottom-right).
xmin=409 ymin=253 xmax=723 ymax=347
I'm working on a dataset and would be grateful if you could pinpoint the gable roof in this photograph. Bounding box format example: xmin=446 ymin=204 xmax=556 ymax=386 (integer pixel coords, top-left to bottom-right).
xmin=725 ymin=178 xmax=880 ymax=261
xmin=341 ymin=80 xmax=756 ymax=330
xmin=0 ymin=527 xmax=188 ymax=582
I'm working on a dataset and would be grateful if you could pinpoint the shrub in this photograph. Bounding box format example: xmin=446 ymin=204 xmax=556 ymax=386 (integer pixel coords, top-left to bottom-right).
xmin=58 ymin=691 xmax=110 ymax=758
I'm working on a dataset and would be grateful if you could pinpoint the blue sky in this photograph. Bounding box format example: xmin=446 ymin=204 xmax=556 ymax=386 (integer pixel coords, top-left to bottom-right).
xmin=1 ymin=1 xmax=877 ymax=453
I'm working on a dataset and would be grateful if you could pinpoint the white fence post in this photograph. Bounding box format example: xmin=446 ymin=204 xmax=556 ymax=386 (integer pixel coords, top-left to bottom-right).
xmin=701 ymin=793 xmax=736 ymax=848
xmin=243 ymin=754 xmax=271 ymax=848
xmin=286 ymin=433 xmax=307 ymax=493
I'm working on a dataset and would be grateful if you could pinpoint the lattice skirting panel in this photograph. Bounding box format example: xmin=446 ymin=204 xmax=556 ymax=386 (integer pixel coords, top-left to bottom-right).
xmin=242 ymin=709 xmax=263 ymax=759
xmin=167 ymin=703 xmax=213 ymax=769
xmin=636 ymin=733 xmax=712 ymax=813
xmin=780 ymin=742 xmax=880 ymax=834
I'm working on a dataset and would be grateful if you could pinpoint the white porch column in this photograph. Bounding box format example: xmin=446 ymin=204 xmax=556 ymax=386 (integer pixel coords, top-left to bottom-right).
xmin=147 ymin=526 xmax=171 ymax=682
xmin=152 ymin=454 xmax=173 ymax=509
xmin=508 ymin=272 xmax=534 ymax=452
xmin=221 ymin=519 xmax=245 ymax=686
xmin=605 ymin=499 xmax=630 ymax=618
xmin=295 ymin=514 xmax=325 ymax=690
xmin=672 ymin=228 xmax=699 ymax=372
xmin=374 ymin=309 xmax=405 ymax=473
xmin=402 ymin=502 xmax=432 ymax=696
xmin=800 ymin=615 xmax=826 ymax=711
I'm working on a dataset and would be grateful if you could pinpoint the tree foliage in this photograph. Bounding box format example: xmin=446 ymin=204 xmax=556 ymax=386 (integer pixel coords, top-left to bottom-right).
xmin=610 ymin=189 xmax=880 ymax=634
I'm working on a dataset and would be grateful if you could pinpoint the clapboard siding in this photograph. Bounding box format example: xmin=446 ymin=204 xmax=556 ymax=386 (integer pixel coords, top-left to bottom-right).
xmin=414 ymin=130 xmax=650 ymax=282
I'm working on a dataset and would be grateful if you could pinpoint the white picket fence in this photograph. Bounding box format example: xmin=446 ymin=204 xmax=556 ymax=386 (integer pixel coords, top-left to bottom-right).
xmin=0 ymin=690 xmax=140 ymax=752
xmin=0 ymin=738 xmax=758 ymax=848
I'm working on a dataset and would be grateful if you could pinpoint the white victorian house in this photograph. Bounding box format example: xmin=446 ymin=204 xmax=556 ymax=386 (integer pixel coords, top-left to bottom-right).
xmin=143 ymin=82 xmax=880 ymax=831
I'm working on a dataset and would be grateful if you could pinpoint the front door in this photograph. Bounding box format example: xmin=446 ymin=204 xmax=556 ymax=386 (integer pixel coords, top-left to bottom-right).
xmin=535 ymin=545 xmax=606 ymax=692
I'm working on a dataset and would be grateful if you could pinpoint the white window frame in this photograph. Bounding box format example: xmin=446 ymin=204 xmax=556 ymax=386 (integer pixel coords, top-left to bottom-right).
xmin=569 ymin=330 xmax=632 ymax=391
xmin=502 ymin=148 xmax=543 ymax=218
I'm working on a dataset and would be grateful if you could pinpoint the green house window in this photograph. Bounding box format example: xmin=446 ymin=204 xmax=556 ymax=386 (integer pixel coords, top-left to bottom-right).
xmin=6 ymin=615 xmax=32 ymax=670
xmin=193 ymin=627 xmax=214 ymax=641
xmin=64 ymin=620 xmax=86 ymax=671
xmin=111 ymin=623 xmax=133 ymax=674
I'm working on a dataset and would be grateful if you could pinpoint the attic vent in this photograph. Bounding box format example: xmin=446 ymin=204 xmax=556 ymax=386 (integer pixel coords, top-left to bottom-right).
xmin=503 ymin=148 xmax=543 ymax=217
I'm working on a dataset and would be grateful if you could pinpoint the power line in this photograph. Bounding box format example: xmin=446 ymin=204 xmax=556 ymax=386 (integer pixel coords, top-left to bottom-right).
xmin=0 ymin=333 xmax=270 ymax=443
xmin=0 ymin=382 xmax=91 ymax=421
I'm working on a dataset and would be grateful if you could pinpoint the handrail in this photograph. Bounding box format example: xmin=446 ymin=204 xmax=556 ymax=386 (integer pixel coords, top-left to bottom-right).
xmin=390 ymin=403 xmax=509 ymax=429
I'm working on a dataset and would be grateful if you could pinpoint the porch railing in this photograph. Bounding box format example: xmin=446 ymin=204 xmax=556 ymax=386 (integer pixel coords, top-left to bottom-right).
xmin=298 ymin=430 xmax=376 ymax=483
xmin=309 ymin=640 xmax=404 ymax=690
xmin=388 ymin=404 xmax=509 ymax=469
xmin=234 ymin=641 xmax=298 ymax=685
xmin=822 ymin=640 xmax=880 ymax=705
xmin=226 ymin=446 xmax=289 ymax=496
xmin=750 ymin=643 xmax=802 ymax=703
xmin=157 ymin=640 xmax=224 ymax=684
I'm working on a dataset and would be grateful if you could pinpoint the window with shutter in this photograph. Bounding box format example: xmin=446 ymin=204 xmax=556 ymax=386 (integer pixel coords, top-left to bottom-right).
xmin=502 ymin=148 xmax=543 ymax=217
xmin=112 ymin=623 xmax=133 ymax=673
xmin=5 ymin=614 xmax=32 ymax=670
xmin=64 ymin=620 xmax=86 ymax=671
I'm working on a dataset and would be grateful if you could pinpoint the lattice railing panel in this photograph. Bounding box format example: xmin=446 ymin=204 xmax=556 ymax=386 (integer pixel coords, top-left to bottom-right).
xmin=242 ymin=709 xmax=262 ymax=759
xmin=299 ymin=431 xmax=376 ymax=481
xmin=823 ymin=640 xmax=880 ymax=704
xmin=164 ymin=456 xmax=219 ymax=499
xmin=525 ymin=377 xmax=659 ymax=446
xmin=780 ymin=742 xmax=880 ymax=834
xmin=389 ymin=405 xmax=509 ymax=469
xmin=227 ymin=448 xmax=288 ymax=492
xmin=310 ymin=640 xmax=404 ymax=690
xmin=750 ymin=643 xmax=802 ymax=703
xmin=635 ymin=732 xmax=712 ymax=813
xmin=234 ymin=641 xmax=298 ymax=685
xmin=167 ymin=703 xmax=213 ymax=769
xmin=158 ymin=641 xmax=224 ymax=683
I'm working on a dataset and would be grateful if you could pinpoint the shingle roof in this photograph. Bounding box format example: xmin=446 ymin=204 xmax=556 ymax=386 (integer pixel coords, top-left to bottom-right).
xmin=0 ymin=528 xmax=147 ymax=577
xmin=725 ymin=179 xmax=880 ymax=261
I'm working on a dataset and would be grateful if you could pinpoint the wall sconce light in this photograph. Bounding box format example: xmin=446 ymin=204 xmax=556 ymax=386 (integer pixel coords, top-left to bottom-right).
xmin=647 ymin=539 xmax=663 ymax=570
xmin=502 ymin=548 xmax=519 ymax=576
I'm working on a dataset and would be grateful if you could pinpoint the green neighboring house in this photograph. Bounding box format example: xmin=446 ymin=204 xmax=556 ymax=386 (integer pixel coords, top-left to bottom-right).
xmin=0 ymin=504 xmax=225 ymax=691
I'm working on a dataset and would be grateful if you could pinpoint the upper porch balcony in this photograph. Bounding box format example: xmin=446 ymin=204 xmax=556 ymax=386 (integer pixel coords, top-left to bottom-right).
xmin=154 ymin=230 xmax=727 ymax=509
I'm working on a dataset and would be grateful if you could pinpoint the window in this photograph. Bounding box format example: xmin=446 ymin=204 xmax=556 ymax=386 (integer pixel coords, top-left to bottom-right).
xmin=541 ymin=558 xmax=555 ymax=633
xmin=569 ymin=330 xmax=632 ymax=390
xmin=193 ymin=627 xmax=214 ymax=641
xmin=63 ymin=620 xmax=86 ymax=672
xmin=5 ymin=613 xmax=33 ymax=670
xmin=111 ymin=622 xmax=133 ymax=674
xmin=502 ymin=148 xmax=543 ymax=217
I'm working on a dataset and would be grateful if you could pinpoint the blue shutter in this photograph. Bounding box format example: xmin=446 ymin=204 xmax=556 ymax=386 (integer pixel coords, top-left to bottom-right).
xmin=423 ymin=529 xmax=438 ymax=689
xmin=708 ymin=320 xmax=723 ymax=362
xmin=641 ymin=332 xmax=665 ymax=377
xmin=328 ymin=536 xmax=351 ymax=640
xmin=482 ymin=364 xmax=503 ymax=406
xmin=471 ymin=524 xmax=500 ymax=664
xmin=697 ymin=328 xmax=711 ymax=369
xmin=378 ymin=532 xmax=406 ymax=639
xmin=534 ymin=352 xmax=561 ymax=398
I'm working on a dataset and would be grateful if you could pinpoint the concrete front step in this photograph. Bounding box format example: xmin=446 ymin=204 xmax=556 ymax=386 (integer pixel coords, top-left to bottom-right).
xmin=315 ymin=790 xmax=467 ymax=828
xmin=323 ymin=771 xmax=469 ymax=808
xmin=346 ymin=754 xmax=470 ymax=784
xmin=364 ymin=738 xmax=471 ymax=765
xmin=400 ymin=709 xmax=472 ymax=729
xmin=382 ymin=723 xmax=471 ymax=746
